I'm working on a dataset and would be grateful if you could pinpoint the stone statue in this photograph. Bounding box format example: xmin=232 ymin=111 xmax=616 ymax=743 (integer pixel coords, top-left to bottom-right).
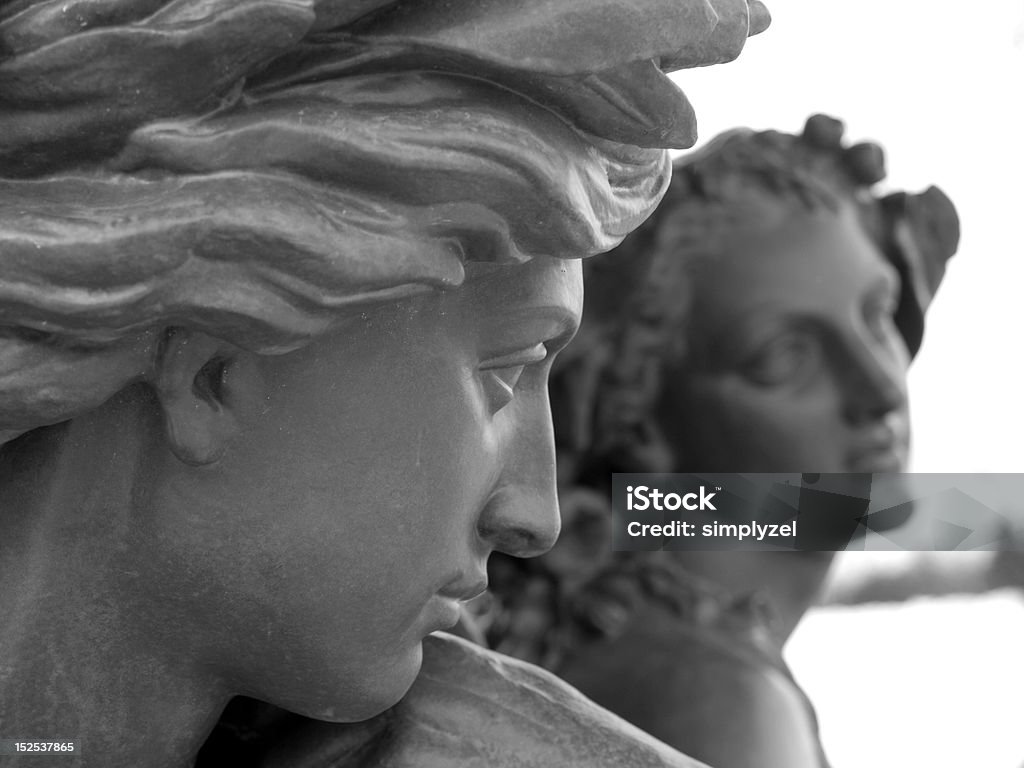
xmin=481 ymin=114 xmax=961 ymax=767
xmin=0 ymin=1 xmax=771 ymax=766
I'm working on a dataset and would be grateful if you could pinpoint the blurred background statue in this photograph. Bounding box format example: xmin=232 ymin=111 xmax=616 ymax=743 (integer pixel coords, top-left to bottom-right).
xmin=0 ymin=1 xmax=770 ymax=766
xmin=479 ymin=114 xmax=961 ymax=768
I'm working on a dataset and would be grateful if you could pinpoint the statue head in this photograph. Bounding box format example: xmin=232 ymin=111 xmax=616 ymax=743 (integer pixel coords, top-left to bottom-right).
xmin=557 ymin=114 xmax=960 ymax=476
xmin=477 ymin=116 xmax=961 ymax=715
xmin=0 ymin=0 xmax=769 ymax=732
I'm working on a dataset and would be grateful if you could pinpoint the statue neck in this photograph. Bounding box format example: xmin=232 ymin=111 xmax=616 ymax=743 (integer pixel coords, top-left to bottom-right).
xmin=0 ymin=394 xmax=229 ymax=768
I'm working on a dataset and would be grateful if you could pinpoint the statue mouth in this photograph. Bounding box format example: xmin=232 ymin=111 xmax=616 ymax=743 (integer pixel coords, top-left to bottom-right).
xmin=844 ymin=413 xmax=910 ymax=472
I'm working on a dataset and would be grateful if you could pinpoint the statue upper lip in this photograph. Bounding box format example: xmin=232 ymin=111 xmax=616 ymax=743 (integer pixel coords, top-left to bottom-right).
xmin=846 ymin=420 xmax=909 ymax=469
xmin=438 ymin=574 xmax=489 ymax=603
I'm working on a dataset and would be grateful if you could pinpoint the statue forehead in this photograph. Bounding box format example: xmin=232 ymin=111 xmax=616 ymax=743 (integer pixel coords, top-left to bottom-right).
xmin=683 ymin=205 xmax=895 ymax=335
xmin=463 ymin=258 xmax=582 ymax=309
xmin=339 ymin=257 xmax=583 ymax=352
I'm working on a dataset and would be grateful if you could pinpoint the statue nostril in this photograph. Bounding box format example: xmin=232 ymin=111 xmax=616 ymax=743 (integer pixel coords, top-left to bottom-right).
xmin=497 ymin=529 xmax=540 ymax=558
xmin=478 ymin=490 xmax=561 ymax=558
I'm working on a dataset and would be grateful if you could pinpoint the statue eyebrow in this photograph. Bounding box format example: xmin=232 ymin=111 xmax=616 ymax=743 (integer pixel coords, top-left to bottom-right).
xmin=479 ymin=344 xmax=548 ymax=370
xmin=546 ymin=311 xmax=582 ymax=347
xmin=536 ymin=311 xmax=582 ymax=355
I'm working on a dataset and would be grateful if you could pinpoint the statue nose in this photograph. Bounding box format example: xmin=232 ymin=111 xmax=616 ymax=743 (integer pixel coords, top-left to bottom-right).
xmin=477 ymin=406 xmax=562 ymax=558
xmin=842 ymin=340 xmax=907 ymax=425
xmin=477 ymin=484 xmax=561 ymax=559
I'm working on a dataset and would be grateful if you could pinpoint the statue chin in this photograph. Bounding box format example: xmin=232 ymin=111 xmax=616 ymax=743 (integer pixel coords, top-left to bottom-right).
xmin=260 ymin=633 xmax=711 ymax=768
xmin=271 ymin=639 xmax=427 ymax=727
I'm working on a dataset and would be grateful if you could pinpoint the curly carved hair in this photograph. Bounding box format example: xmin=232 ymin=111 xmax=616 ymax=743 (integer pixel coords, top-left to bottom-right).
xmin=551 ymin=114 xmax=961 ymax=474
xmin=0 ymin=0 xmax=770 ymax=446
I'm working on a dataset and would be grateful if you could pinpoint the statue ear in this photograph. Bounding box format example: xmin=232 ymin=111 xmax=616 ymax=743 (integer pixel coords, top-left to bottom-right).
xmin=153 ymin=328 xmax=249 ymax=466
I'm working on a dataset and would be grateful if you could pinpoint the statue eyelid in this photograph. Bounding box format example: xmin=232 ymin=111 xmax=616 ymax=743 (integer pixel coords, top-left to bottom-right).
xmin=479 ymin=344 xmax=549 ymax=372
xmin=740 ymin=329 xmax=822 ymax=387
xmin=479 ymin=344 xmax=550 ymax=412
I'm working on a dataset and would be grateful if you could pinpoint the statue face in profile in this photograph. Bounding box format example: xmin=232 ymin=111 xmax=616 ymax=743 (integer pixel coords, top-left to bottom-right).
xmin=0 ymin=0 xmax=770 ymax=761
xmin=139 ymin=257 xmax=581 ymax=721
xmin=663 ymin=201 xmax=910 ymax=472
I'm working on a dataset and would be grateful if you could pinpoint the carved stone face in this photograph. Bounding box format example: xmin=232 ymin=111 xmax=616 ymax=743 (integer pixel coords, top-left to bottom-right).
xmin=660 ymin=202 xmax=910 ymax=472
xmin=137 ymin=256 xmax=582 ymax=721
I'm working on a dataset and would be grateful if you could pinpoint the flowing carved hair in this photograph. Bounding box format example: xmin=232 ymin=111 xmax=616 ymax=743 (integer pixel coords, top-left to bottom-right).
xmin=0 ymin=0 xmax=770 ymax=445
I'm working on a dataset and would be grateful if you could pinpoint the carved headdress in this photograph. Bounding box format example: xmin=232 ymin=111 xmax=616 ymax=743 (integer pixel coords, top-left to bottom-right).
xmin=0 ymin=0 xmax=770 ymax=445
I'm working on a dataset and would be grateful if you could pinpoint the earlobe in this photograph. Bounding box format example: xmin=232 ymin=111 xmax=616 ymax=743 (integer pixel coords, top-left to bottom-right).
xmin=153 ymin=328 xmax=241 ymax=466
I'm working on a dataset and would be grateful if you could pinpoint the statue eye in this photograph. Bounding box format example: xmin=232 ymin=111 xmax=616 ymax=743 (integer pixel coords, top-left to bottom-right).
xmin=740 ymin=331 xmax=821 ymax=387
xmin=482 ymin=366 xmax=526 ymax=412
xmin=479 ymin=344 xmax=548 ymax=413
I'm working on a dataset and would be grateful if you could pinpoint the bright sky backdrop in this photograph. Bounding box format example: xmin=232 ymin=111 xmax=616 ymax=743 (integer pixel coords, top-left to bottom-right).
xmin=787 ymin=591 xmax=1024 ymax=768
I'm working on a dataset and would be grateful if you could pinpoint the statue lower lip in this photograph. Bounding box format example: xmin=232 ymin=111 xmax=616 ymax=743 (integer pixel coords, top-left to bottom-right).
xmin=425 ymin=597 xmax=462 ymax=635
